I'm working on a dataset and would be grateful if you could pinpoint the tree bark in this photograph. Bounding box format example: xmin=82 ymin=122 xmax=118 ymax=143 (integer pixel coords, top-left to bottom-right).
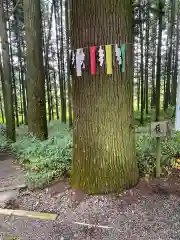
xmin=12 ymin=0 xmax=28 ymax=125
xmin=44 ymin=2 xmax=53 ymax=122
xmin=0 ymin=2 xmax=15 ymax=141
xmin=145 ymin=6 xmax=150 ymax=115
xmin=53 ymin=71 xmax=59 ymax=119
xmin=53 ymin=0 xmax=66 ymax=123
xmin=140 ymin=8 xmax=144 ymax=125
xmin=65 ymin=0 xmax=73 ymax=128
xmin=164 ymin=0 xmax=175 ymax=109
xmin=59 ymin=0 xmax=67 ymax=123
xmin=155 ymin=8 xmax=163 ymax=121
xmin=0 ymin=93 xmax=4 ymax=123
xmin=9 ymin=25 xmax=19 ymax=127
xmin=71 ymin=0 xmax=139 ymax=194
xmin=171 ymin=1 xmax=180 ymax=106
xmin=151 ymin=16 xmax=157 ymax=108
xmin=23 ymin=0 xmax=48 ymax=140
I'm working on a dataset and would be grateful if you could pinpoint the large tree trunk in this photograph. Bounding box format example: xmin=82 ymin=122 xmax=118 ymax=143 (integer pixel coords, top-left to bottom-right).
xmin=71 ymin=0 xmax=139 ymax=194
xmin=24 ymin=0 xmax=48 ymax=140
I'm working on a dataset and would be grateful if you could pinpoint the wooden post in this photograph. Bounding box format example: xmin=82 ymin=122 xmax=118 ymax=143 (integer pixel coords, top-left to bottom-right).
xmin=151 ymin=121 xmax=172 ymax=177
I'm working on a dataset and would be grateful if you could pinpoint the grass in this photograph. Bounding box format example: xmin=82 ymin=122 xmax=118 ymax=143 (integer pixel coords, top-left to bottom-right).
xmin=0 ymin=121 xmax=72 ymax=189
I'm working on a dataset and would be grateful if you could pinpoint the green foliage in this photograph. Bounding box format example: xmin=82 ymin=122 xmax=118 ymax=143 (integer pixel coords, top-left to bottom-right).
xmin=134 ymin=106 xmax=175 ymax=125
xmin=136 ymin=130 xmax=180 ymax=176
xmin=0 ymin=121 xmax=72 ymax=189
xmin=136 ymin=133 xmax=156 ymax=176
xmin=0 ymin=120 xmax=179 ymax=189
xmin=0 ymin=135 xmax=16 ymax=154
xmin=162 ymin=105 xmax=175 ymax=121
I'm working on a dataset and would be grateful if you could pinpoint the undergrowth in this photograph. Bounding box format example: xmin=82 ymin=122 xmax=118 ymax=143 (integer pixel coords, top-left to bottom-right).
xmin=0 ymin=119 xmax=179 ymax=189
xmin=0 ymin=121 xmax=72 ymax=189
xmin=136 ymin=131 xmax=180 ymax=176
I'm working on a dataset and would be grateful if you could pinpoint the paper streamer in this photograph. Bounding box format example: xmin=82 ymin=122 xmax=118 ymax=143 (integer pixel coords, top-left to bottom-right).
xmin=115 ymin=44 xmax=122 ymax=65
xmin=90 ymin=46 xmax=96 ymax=75
xmin=98 ymin=46 xmax=104 ymax=67
xmin=71 ymin=50 xmax=75 ymax=67
xmin=76 ymin=48 xmax=85 ymax=76
xmin=105 ymin=45 xmax=112 ymax=75
xmin=121 ymin=44 xmax=126 ymax=72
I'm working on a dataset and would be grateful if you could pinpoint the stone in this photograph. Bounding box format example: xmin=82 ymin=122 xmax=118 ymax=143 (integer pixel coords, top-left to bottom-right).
xmin=0 ymin=190 xmax=18 ymax=209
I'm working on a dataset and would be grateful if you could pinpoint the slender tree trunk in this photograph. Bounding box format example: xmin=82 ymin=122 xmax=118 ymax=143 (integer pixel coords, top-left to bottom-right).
xmin=49 ymin=75 xmax=54 ymax=120
xmin=145 ymin=6 xmax=150 ymax=115
xmin=44 ymin=2 xmax=53 ymax=122
xmin=53 ymin=72 xmax=59 ymax=119
xmin=24 ymin=0 xmax=48 ymax=140
xmin=54 ymin=0 xmax=66 ymax=123
xmin=140 ymin=9 xmax=144 ymax=124
xmin=171 ymin=2 xmax=180 ymax=106
xmin=164 ymin=0 xmax=175 ymax=109
xmin=13 ymin=0 xmax=28 ymax=125
xmin=18 ymin=70 xmax=24 ymax=124
xmin=65 ymin=0 xmax=73 ymax=127
xmin=155 ymin=9 xmax=163 ymax=121
xmin=137 ymin=76 xmax=140 ymax=111
xmin=71 ymin=0 xmax=139 ymax=194
xmin=0 ymin=94 xmax=4 ymax=123
xmin=9 ymin=27 xmax=19 ymax=127
xmin=59 ymin=0 xmax=66 ymax=123
xmin=0 ymin=3 xmax=15 ymax=141
xmin=151 ymin=18 xmax=157 ymax=108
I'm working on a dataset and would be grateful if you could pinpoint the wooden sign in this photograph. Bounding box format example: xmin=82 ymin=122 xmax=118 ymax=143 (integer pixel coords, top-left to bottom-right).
xmin=151 ymin=121 xmax=172 ymax=138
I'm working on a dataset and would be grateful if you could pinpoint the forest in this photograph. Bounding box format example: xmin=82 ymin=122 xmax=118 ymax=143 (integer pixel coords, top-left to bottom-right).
xmin=1 ymin=0 xmax=180 ymax=238
xmin=0 ymin=0 xmax=180 ymax=197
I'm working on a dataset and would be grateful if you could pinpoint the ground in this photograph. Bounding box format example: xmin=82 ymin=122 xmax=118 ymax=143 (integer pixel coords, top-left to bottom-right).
xmin=1 ymin=156 xmax=180 ymax=239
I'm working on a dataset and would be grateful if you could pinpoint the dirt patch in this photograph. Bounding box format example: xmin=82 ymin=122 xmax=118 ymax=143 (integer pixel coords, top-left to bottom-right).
xmin=15 ymin=171 xmax=180 ymax=239
xmin=0 ymin=159 xmax=25 ymax=191
xmin=1 ymin=157 xmax=180 ymax=239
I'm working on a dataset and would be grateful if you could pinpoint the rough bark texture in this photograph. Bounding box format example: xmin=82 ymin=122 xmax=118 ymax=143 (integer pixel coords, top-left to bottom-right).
xmin=71 ymin=0 xmax=139 ymax=194
xmin=24 ymin=0 xmax=48 ymax=140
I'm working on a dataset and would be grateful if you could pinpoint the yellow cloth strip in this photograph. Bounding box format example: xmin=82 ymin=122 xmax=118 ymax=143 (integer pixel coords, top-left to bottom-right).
xmin=0 ymin=208 xmax=57 ymax=220
xmin=105 ymin=45 xmax=113 ymax=75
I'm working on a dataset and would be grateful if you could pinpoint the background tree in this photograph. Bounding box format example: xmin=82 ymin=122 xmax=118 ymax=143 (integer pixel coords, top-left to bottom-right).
xmin=23 ymin=0 xmax=48 ymax=140
xmin=0 ymin=1 xmax=15 ymax=141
